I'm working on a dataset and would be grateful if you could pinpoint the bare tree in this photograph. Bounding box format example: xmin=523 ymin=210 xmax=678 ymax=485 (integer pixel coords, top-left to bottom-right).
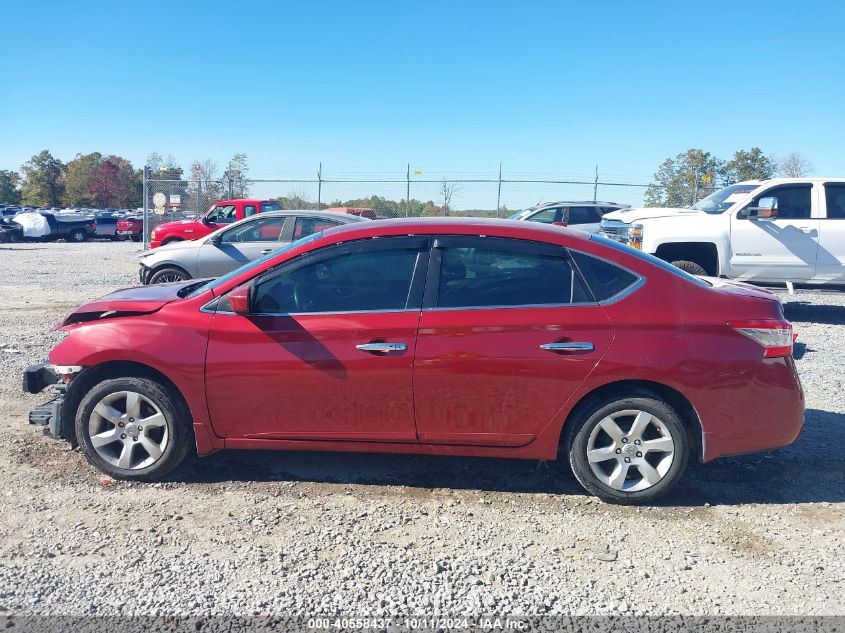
xmin=778 ymin=153 xmax=814 ymax=178
xmin=189 ymin=158 xmax=221 ymax=214
xmin=440 ymin=180 xmax=461 ymax=216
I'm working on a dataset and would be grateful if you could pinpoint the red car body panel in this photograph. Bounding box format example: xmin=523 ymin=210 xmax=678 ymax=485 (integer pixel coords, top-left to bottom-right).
xmin=149 ymin=199 xmax=278 ymax=249
xmin=204 ymin=312 xmax=419 ymax=441
xmin=413 ymin=305 xmax=613 ymax=447
xmin=48 ymin=218 xmax=804 ymax=464
xmin=115 ymin=217 xmax=143 ymax=239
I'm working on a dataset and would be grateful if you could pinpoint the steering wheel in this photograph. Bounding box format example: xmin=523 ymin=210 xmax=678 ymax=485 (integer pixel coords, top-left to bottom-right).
xmin=293 ymin=283 xmax=314 ymax=312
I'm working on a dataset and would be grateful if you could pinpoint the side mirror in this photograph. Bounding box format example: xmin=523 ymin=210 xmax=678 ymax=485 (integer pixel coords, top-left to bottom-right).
xmin=746 ymin=197 xmax=778 ymax=220
xmin=208 ymin=233 xmax=222 ymax=246
xmin=227 ymin=285 xmax=251 ymax=315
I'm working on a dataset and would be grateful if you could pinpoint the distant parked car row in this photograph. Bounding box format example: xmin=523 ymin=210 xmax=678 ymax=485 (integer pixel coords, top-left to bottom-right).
xmin=0 ymin=204 xmax=144 ymax=242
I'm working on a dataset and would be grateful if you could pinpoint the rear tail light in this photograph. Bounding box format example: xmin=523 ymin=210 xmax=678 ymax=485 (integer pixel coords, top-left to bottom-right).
xmin=728 ymin=320 xmax=793 ymax=358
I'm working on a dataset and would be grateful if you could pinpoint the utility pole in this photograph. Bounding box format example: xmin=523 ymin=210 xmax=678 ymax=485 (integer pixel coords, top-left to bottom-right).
xmin=496 ymin=163 xmax=502 ymax=217
xmin=142 ymin=165 xmax=149 ymax=250
xmin=406 ymin=163 xmax=410 ymax=217
xmin=317 ymin=162 xmax=322 ymax=207
xmin=593 ymin=165 xmax=599 ymax=203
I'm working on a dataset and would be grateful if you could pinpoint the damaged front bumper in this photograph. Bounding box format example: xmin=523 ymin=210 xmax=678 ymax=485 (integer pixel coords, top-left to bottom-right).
xmin=23 ymin=363 xmax=76 ymax=439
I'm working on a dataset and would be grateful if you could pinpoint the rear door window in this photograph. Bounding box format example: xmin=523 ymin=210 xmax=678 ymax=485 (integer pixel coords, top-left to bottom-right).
xmin=433 ymin=238 xmax=590 ymax=308
xmin=567 ymin=206 xmax=602 ymax=225
xmin=824 ymin=184 xmax=845 ymax=219
xmin=293 ymin=216 xmax=341 ymax=239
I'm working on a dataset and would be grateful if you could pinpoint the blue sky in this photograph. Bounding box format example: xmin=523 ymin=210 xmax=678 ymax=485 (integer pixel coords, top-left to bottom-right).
xmin=2 ymin=0 xmax=844 ymax=192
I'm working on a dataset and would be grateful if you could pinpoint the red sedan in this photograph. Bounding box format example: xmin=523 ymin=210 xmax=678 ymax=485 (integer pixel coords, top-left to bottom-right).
xmin=24 ymin=218 xmax=804 ymax=504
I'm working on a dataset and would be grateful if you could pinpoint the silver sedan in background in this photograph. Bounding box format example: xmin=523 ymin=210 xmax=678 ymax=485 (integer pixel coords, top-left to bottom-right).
xmin=139 ymin=210 xmax=368 ymax=284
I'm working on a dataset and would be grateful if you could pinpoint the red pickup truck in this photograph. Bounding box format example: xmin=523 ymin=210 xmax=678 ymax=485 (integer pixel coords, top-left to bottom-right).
xmin=149 ymin=199 xmax=281 ymax=249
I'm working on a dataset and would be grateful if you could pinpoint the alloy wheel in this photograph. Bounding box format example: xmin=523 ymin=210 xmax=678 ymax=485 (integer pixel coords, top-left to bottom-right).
xmin=87 ymin=390 xmax=169 ymax=470
xmin=585 ymin=409 xmax=675 ymax=492
xmin=155 ymin=272 xmax=184 ymax=283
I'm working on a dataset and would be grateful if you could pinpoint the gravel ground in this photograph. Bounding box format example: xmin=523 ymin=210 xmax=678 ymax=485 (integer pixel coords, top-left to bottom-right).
xmin=0 ymin=241 xmax=842 ymax=618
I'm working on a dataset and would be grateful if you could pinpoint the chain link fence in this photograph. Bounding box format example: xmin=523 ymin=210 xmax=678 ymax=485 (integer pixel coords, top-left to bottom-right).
xmin=140 ymin=167 xmax=718 ymax=245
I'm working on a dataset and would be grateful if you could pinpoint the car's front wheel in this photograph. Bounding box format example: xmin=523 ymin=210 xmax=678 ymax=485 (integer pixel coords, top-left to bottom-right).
xmin=75 ymin=377 xmax=193 ymax=481
xmin=149 ymin=266 xmax=190 ymax=284
xmin=566 ymin=393 xmax=689 ymax=504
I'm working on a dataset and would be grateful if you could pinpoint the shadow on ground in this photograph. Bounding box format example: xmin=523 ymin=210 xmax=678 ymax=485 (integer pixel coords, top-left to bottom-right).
xmin=167 ymin=408 xmax=845 ymax=506
xmin=784 ymin=301 xmax=845 ymax=325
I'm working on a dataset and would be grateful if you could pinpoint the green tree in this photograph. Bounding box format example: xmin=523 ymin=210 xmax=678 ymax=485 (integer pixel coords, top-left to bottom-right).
xmin=0 ymin=170 xmax=21 ymax=204
xmin=63 ymin=152 xmax=102 ymax=207
xmin=644 ymin=149 xmax=723 ymax=207
xmin=723 ymin=147 xmax=776 ymax=183
xmin=20 ymin=150 xmax=65 ymax=207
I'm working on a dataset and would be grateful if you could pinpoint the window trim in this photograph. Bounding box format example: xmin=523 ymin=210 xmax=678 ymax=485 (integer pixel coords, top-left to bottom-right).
xmin=735 ymin=183 xmax=814 ymax=221
xmin=822 ymin=182 xmax=845 ymax=220
xmin=421 ymin=235 xmax=637 ymax=311
xmin=218 ymin=215 xmax=286 ymax=244
xmin=213 ymin=236 xmax=431 ymax=316
xmin=207 ymin=204 xmax=238 ymax=224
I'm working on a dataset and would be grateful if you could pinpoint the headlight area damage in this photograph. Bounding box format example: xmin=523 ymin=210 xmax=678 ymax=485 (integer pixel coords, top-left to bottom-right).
xmin=23 ymin=281 xmax=198 ymax=440
xmin=23 ymin=363 xmax=82 ymax=438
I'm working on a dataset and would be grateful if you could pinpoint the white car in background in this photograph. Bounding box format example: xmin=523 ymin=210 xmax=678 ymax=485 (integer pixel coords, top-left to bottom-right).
xmin=508 ymin=201 xmax=629 ymax=234
xmin=599 ymin=178 xmax=845 ymax=284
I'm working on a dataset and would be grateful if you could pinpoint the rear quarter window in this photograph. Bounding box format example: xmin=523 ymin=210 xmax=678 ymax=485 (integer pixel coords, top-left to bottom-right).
xmin=569 ymin=250 xmax=639 ymax=301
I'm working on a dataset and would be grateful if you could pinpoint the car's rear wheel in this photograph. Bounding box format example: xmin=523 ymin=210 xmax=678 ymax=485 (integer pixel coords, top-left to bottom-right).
xmin=149 ymin=266 xmax=190 ymax=284
xmin=567 ymin=394 xmax=689 ymax=504
xmin=75 ymin=377 xmax=193 ymax=481
xmin=670 ymin=259 xmax=707 ymax=276
xmin=69 ymin=229 xmax=87 ymax=243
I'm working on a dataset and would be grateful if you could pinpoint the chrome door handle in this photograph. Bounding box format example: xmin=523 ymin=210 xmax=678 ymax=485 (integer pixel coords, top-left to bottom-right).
xmin=260 ymin=248 xmax=273 ymax=254
xmin=356 ymin=342 xmax=408 ymax=354
xmin=540 ymin=342 xmax=594 ymax=353
xmin=797 ymin=226 xmax=813 ymax=234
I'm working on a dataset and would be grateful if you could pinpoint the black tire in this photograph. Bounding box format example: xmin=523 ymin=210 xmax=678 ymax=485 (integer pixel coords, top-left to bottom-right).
xmin=148 ymin=266 xmax=190 ymax=284
xmin=670 ymin=259 xmax=707 ymax=276
xmin=75 ymin=376 xmax=193 ymax=481
xmin=566 ymin=393 xmax=689 ymax=505
xmin=69 ymin=229 xmax=87 ymax=243
xmin=161 ymin=237 xmax=183 ymax=246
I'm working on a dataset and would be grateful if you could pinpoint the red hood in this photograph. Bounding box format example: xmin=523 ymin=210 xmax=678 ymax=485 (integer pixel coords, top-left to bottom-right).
xmin=58 ymin=281 xmax=195 ymax=328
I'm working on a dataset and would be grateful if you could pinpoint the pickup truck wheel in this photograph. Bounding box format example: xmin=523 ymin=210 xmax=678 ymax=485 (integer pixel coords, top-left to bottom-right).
xmin=161 ymin=237 xmax=183 ymax=246
xmin=567 ymin=394 xmax=689 ymax=505
xmin=149 ymin=267 xmax=190 ymax=284
xmin=670 ymin=260 xmax=707 ymax=276
xmin=75 ymin=377 xmax=193 ymax=481
xmin=69 ymin=229 xmax=87 ymax=243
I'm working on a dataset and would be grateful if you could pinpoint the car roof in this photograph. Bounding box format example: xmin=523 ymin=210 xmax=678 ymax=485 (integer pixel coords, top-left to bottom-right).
xmin=322 ymin=216 xmax=591 ymax=242
xmin=532 ymin=201 xmax=627 ymax=208
xmin=258 ymin=210 xmax=368 ymax=221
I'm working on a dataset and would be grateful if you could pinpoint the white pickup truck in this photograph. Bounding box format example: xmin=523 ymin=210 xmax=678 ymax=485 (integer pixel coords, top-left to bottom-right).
xmin=599 ymin=178 xmax=845 ymax=285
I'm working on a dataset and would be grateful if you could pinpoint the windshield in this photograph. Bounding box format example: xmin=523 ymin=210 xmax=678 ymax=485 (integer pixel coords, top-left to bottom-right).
xmin=185 ymin=231 xmax=324 ymax=298
xmin=690 ymin=184 xmax=759 ymax=214
xmin=507 ymin=208 xmax=535 ymax=220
